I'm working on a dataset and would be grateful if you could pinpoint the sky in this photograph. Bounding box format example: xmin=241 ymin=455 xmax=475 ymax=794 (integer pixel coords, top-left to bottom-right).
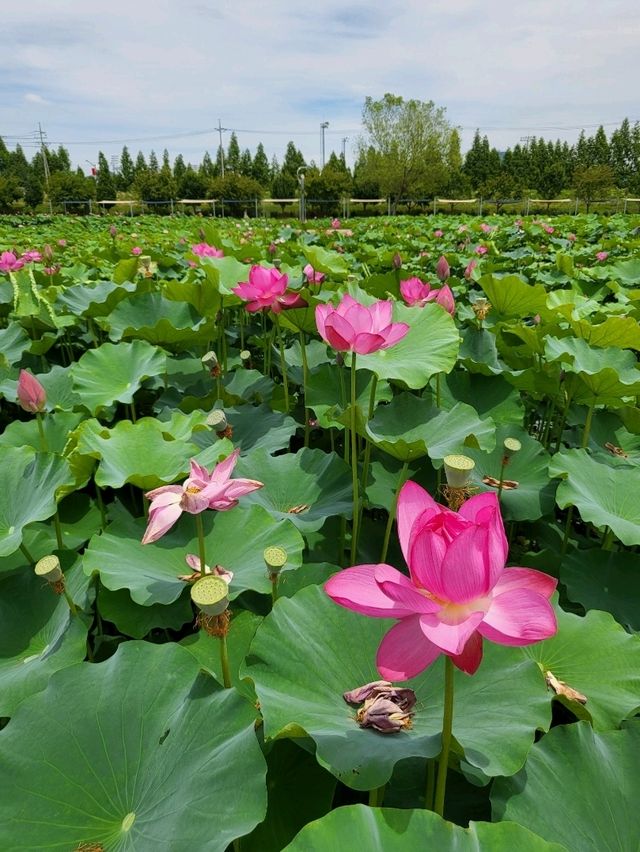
xmin=1 ymin=0 xmax=639 ymax=173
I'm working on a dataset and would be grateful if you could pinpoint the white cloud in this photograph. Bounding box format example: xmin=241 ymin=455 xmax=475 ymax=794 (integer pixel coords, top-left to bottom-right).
xmin=24 ymin=93 xmax=47 ymax=105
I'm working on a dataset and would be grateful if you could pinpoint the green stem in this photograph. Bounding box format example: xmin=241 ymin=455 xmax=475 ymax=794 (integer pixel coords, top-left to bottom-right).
xmin=360 ymin=375 xmax=378 ymax=495
xmin=274 ymin=315 xmax=290 ymax=412
xmin=350 ymin=354 xmax=360 ymax=560
xmin=220 ymin=634 xmax=232 ymax=689
xmin=561 ymin=401 xmax=595 ymax=556
xmin=129 ymin=399 xmax=137 ymax=423
xmin=434 ymin=656 xmax=455 ymax=818
xmin=20 ymin=542 xmax=35 ymax=566
xmin=96 ymin=485 xmax=107 ymax=530
xmin=271 ymin=573 xmax=279 ymax=605
xmin=261 ymin=312 xmax=268 ymax=373
xmin=380 ymin=461 xmax=410 ymax=563
xmin=63 ymin=587 xmax=78 ymax=617
xmin=496 ymin=456 xmax=508 ymax=501
xmin=299 ymin=330 xmax=310 ymax=447
xmin=239 ymin=308 xmax=245 ymax=351
xmin=425 ymin=759 xmax=436 ymax=810
xmin=195 ymin=514 xmax=206 ymax=573
xmin=368 ymin=785 xmax=385 ymax=807
xmin=36 ymin=412 xmax=49 ymax=452
xmin=601 ymin=526 xmax=614 ymax=550
xmin=581 ymin=402 xmax=595 ymax=449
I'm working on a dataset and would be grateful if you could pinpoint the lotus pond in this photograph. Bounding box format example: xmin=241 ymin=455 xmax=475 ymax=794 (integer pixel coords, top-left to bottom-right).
xmin=0 ymin=213 xmax=640 ymax=851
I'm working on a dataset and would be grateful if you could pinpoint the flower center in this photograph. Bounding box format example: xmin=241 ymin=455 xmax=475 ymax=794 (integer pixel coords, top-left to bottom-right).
xmin=185 ymin=485 xmax=201 ymax=494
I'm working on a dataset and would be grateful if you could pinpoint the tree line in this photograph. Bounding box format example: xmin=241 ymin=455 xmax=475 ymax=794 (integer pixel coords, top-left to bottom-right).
xmin=1 ymin=94 xmax=639 ymax=214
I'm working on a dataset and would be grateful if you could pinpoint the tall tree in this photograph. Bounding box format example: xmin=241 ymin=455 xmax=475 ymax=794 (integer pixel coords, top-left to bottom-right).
xmin=239 ymin=148 xmax=253 ymax=177
xmin=226 ymin=132 xmax=241 ymax=173
xmin=148 ymin=150 xmax=159 ymax=173
xmin=134 ymin=151 xmax=147 ymax=175
xmin=252 ymin=143 xmax=271 ymax=186
xmin=96 ymin=151 xmax=116 ymax=200
xmin=119 ymin=146 xmax=135 ymax=190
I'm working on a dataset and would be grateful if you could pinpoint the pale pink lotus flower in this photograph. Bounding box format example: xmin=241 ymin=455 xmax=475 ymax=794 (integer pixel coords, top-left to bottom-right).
xmin=0 ymin=251 xmax=25 ymax=273
xmin=303 ymin=263 xmax=325 ymax=284
xmin=458 ymin=224 xmax=468 ymax=233
xmin=131 ymin=246 xmax=142 ymax=256
xmin=17 ymin=369 xmax=46 ymax=413
xmin=182 ymin=553 xmax=234 ymax=583
xmin=435 ymin=255 xmax=450 ymax=282
xmin=434 ymin=229 xmax=444 ymax=238
xmin=191 ymin=242 xmax=224 ymax=258
xmin=325 ymin=482 xmax=557 ymax=679
xmin=233 ymin=265 xmax=307 ymax=313
xmin=316 ymin=294 xmax=410 ymax=355
xmin=475 ymin=245 xmax=488 ymax=256
xmin=22 ymin=250 xmax=42 ymax=263
xmin=596 ymin=251 xmax=609 ymax=262
xmin=544 ymin=225 xmax=554 ymax=234
xmin=400 ymin=278 xmax=455 ymax=315
xmin=567 ymin=233 xmax=577 ymax=242
xmin=141 ymin=450 xmax=263 ymax=544
xmin=480 ymin=223 xmax=492 ymax=234
xmin=514 ymin=219 xmax=523 ymax=228
xmin=57 ymin=239 xmax=67 ymax=247
xmin=464 ymin=259 xmax=478 ymax=279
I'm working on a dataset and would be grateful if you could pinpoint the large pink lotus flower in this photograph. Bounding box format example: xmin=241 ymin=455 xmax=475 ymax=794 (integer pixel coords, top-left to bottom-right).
xmin=141 ymin=449 xmax=263 ymax=544
xmin=17 ymin=370 xmax=47 ymax=413
xmin=0 ymin=251 xmax=25 ymax=273
xmin=400 ymin=278 xmax=455 ymax=315
xmin=233 ymin=265 xmax=307 ymax=313
xmin=325 ymin=482 xmax=557 ymax=680
xmin=191 ymin=243 xmax=224 ymax=258
xmin=316 ymin=294 xmax=410 ymax=355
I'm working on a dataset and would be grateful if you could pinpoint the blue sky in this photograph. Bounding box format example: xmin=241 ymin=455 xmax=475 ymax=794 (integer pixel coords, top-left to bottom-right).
xmin=1 ymin=0 xmax=638 ymax=172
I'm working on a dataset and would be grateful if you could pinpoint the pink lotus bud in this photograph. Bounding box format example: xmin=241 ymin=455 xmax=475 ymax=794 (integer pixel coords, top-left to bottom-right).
xmin=109 ymin=225 xmax=117 ymax=238
xmin=268 ymin=242 xmax=277 ymax=255
xmin=434 ymin=229 xmax=443 ymax=238
xmin=43 ymin=244 xmax=54 ymax=261
xmin=17 ymin=370 xmax=46 ymax=413
xmin=567 ymin=233 xmax=576 ymax=242
xmin=435 ymin=255 xmax=450 ymax=282
xmin=464 ymin=258 xmax=478 ymax=279
xmin=392 ymin=252 xmax=402 ymax=270
xmin=596 ymin=251 xmax=609 ymax=262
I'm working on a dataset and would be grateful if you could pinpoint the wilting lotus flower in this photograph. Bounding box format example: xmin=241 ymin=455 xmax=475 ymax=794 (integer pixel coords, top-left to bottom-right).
xmin=435 ymin=255 xmax=450 ymax=282
xmin=131 ymin=246 xmax=142 ymax=256
xmin=179 ymin=553 xmax=234 ymax=583
xmin=21 ymin=250 xmax=42 ymax=263
xmin=141 ymin=449 xmax=263 ymax=544
xmin=233 ymin=265 xmax=307 ymax=313
xmin=316 ymin=294 xmax=410 ymax=355
xmin=0 ymin=251 xmax=25 ymax=273
xmin=303 ymin=263 xmax=325 ymax=284
xmin=325 ymin=482 xmax=557 ymax=679
xmin=596 ymin=251 xmax=609 ymax=262
xmin=400 ymin=278 xmax=455 ymax=315
xmin=17 ymin=370 xmax=46 ymax=413
xmin=191 ymin=242 xmax=224 ymax=258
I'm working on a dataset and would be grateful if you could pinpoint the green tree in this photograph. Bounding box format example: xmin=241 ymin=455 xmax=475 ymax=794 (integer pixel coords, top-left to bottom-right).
xmin=227 ymin=132 xmax=241 ymax=173
xmin=96 ymin=152 xmax=116 ymax=200
xmin=178 ymin=166 xmax=209 ymax=199
xmin=134 ymin=151 xmax=147 ymax=175
xmin=119 ymin=146 xmax=135 ymax=190
xmin=573 ymin=164 xmax=615 ymax=212
xmin=0 ymin=175 xmax=24 ymax=212
xmin=305 ymin=162 xmax=352 ymax=217
xmin=591 ymin=126 xmax=610 ymax=167
xmin=173 ymin=154 xmax=187 ymax=185
xmin=48 ymin=171 xmax=96 ymax=205
xmin=148 ymin=150 xmax=159 ymax=173
xmin=252 ymin=143 xmax=271 ymax=186
xmin=239 ymin=148 xmax=253 ymax=177
xmin=200 ymin=151 xmax=216 ymax=180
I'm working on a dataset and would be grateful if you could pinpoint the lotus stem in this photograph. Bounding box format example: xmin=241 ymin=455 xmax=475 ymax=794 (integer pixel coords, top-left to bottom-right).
xmin=36 ymin=412 xmax=49 ymax=452
xmin=53 ymin=511 xmax=64 ymax=550
xmin=299 ymin=330 xmax=310 ymax=447
xmin=380 ymin=461 xmax=410 ymax=563
xmin=425 ymin=759 xmax=436 ymax=810
xmin=129 ymin=399 xmax=137 ymax=423
xmin=359 ymin=375 xmax=378 ymax=497
xmin=434 ymin=656 xmax=455 ymax=817
xmin=96 ymin=484 xmax=107 ymax=530
xmin=601 ymin=526 xmax=614 ymax=550
xmin=20 ymin=542 xmax=35 ymax=566
xmin=274 ymin=315 xmax=290 ymax=412
xmin=220 ymin=634 xmax=232 ymax=689
xmin=195 ymin=514 xmax=206 ymax=574
xmin=368 ymin=785 xmax=385 ymax=807
xmin=562 ymin=402 xmax=595 ymax=555
xmin=435 ymin=372 xmax=442 ymax=407
xmin=350 ymin=354 xmax=360 ymax=560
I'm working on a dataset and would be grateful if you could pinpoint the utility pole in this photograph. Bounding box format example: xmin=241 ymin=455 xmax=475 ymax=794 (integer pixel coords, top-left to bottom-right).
xmin=217 ymin=119 xmax=226 ymax=178
xmin=520 ymin=135 xmax=534 ymax=148
xmin=38 ymin=123 xmax=50 ymax=192
xmin=320 ymin=121 xmax=329 ymax=169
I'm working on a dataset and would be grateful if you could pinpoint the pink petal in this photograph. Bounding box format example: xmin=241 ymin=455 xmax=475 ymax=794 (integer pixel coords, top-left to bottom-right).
xmin=437 ymin=525 xmax=494 ymax=603
xmin=420 ymin=610 xmax=485 ymax=655
xmin=325 ymin=565 xmax=417 ymax=618
xmin=376 ymin=615 xmax=442 ymax=680
xmin=324 ymin=314 xmax=356 ymax=351
xmin=379 ymin=322 xmax=410 ymax=349
xmin=144 ymin=483 xmax=183 ymax=501
xmin=189 ymin=458 xmax=213 ymax=485
xmin=459 ymin=492 xmax=508 ymax=589
xmin=335 ymin=294 xmax=359 ymax=316
xmin=344 ymin=302 xmax=374 ymax=334
xmin=142 ymin=498 xmax=183 ymax=544
xmin=408 ymin=521 xmax=450 ymax=600
xmin=216 ymin=477 xmax=263 ymax=501
xmin=492 ymin=567 xmax=557 ymax=599
xmin=209 ymin=449 xmax=240 ymax=484
xmin=352 ymin=331 xmax=387 ymax=354
xmin=278 ymin=292 xmax=308 ymax=310
xmin=397 ymin=481 xmax=439 ymax=566
xmin=368 ymin=300 xmax=393 ymax=330
xmin=185 ymin=553 xmax=201 ymax=570
xmin=373 ymin=564 xmax=440 ymax=614
xmin=479 ymin=589 xmax=557 ymax=646
xmin=451 ymin=632 xmax=483 ymax=674
xmin=246 ymin=301 xmax=266 ymax=313
xmin=315 ymin=304 xmax=330 ymax=340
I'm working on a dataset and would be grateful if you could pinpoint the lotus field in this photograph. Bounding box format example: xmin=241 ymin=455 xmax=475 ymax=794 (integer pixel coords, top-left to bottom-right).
xmin=2 ymin=212 xmax=640 ymax=851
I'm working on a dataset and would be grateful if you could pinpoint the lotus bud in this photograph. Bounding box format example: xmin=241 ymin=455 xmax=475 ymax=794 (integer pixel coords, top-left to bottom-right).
xmin=109 ymin=225 xmax=117 ymax=238
xmin=443 ymin=454 xmax=475 ymax=489
xmin=43 ymin=243 xmax=54 ymax=261
xmin=268 ymin=242 xmax=277 ymax=255
xmin=34 ymin=554 xmax=63 ymax=584
xmin=191 ymin=575 xmax=229 ymax=616
xmin=392 ymin=252 xmax=402 ymax=270
xmin=264 ymin=546 xmax=287 ymax=576
xmin=17 ymin=369 xmax=46 ymax=413
xmin=436 ymin=255 xmax=450 ymax=282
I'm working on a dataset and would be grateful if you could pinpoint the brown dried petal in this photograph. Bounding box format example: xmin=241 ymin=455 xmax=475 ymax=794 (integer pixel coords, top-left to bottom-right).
xmin=482 ymin=475 xmax=519 ymax=490
xmin=545 ymin=671 xmax=588 ymax=705
xmin=344 ymin=680 xmax=392 ymax=705
xmin=356 ymin=696 xmax=413 ymax=733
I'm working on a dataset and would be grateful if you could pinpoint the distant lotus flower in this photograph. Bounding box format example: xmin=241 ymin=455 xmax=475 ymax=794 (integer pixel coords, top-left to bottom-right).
xmin=514 ymin=219 xmax=523 ymax=228
xmin=303 ymin=263 xmax=325 ymax=284
xmin=191 ymin=242 xmax=224 ymax=258
xmin=233 ymin=265 xmax=307 ymax=313
xmin=464 ymin=258 xmax=478 ymax=279
xmin=316 ymin=294 xmax=410 ymax=355
xmin=21 ymin=250 xmax=42 ymax=263
xmin=434 ymin=229 xmax=444 ymax=238
xmin=596 ymin=251 xmax=609 ymax=262
xmin=17 ymin=369 xmax=46 ymax=413
xmin=480 ymin=223 xmax=492 ymax=233
xmin=544 ymin=225 xmax=554 ymax=234
xmin=0 ymin=251 xmax=25 ymax=273
xmin=131 ymin=246 xmax=142 ymax=256
xmin=567 ymin=233 xmax=577 ymax=242
xmin=57 ymin=239 xmax=67 ymax=247
xmin=435 ymin=255 xmax=450 ymax=282
xmin=400 ymin=277 xmax=455 ymax=315
xmin=475 ymin=245 xmax=488 ymax=255
xmin=325 ymin=482 xmax=557 ymax=679
xmin=141 ymin=450 xmax=263 ymax=545
xmin=44 ymin=265 xmax=60 ymax=276
xmin=268 ymin=242 xmax=277 ymax=255
xmin=458 ymin=224 xmax=468 ymax=233
xmin=392 ymin=252 xmax=402 ymax=269
xmin=187 ymin=260 xmax=197 ymax=269
xmin=331 ymin=218 xmax=341 ymax=229
xmin=43 ymin=244 xmax=54 ymax=261
xmin=109 ymin=225 xmax=117 ymax=238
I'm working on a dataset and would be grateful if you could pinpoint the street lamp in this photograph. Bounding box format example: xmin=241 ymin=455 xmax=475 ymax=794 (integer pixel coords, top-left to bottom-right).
xmin=320 ymin=121 xmax=329 ymax=168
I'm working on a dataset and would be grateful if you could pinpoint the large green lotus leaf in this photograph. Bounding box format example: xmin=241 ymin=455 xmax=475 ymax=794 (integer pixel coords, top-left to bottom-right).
xmin=244 ymin=586 xmax=551 ymax=789
xmin=163 ymin=277 xmax=222 ymax=316
xmin=366 ymin=395 xmax=495 ymax=462
xmin=112 ymin=255 xmax=141 ymax=284
xmin=202 ymin=254 xmax=250 ymax=295
xmin=0 ymin=365 xmax=81 ymax=413
xmin=571 ymin=315 xmax=640 ymax=349
xmin=0 ymin=557 xmax=91 ymax=715
xmin=544 ymin=336 xmax=640 ymax=403
xmin=0 ymin=410 xmax=85 ymax=453
xmin=222 ymin=368 xmax=275 ymax=405
xmin=549 ymin=448 xmax=640 ymax=545
xmin=284 ymin=805 xmax=565 ymax=852
xmin=74 ymin=417 xmax=221 ymax=490
xmin=55 ymin=278 xmax=137 ymax=317
xmin=103 ymin=291 xmax=215 ymax=346
xmin=609 ymin=257 xmax=640 ymax=285
xmin=71 ymin=340 xmax=166 ymax=416
xmin=0 ymin=447 xmax=75 ymax=556
xmin=524 ymin=604 xmax=640 ymax=729
xmin=306 ymin=364 xmax=392 ymax=430
xmin=561 ymin=548 xmax=640 ymax=631
xmin=235 ymin=447 xmax=353 ymax=531
xmin=465 ymin=426 xmax=555 ymax=521
xmin=0 ymin=641 xmax=267 ymax=850
xmin=443 ymin=372 xmax=524 ymax=425
xmin=303 ymin=245 xmax=349 ymax=277
xmin=492 ymin=722 xmax=640 ymax=852
xmin=585 ymin=410 xmax=640 ymax=467
xmin=191 ymin=403 xmax=297 ymax=455
xmin=458 ymin=326 xmax=506 ymax=375
xmin=98 ymin=585 xmax=193 ymax=639
xmin=83 ymin=503 xmax=304 ymax=604
xmin=0 ymin=323 xmax=30 ymax=365
xmin=479 ymin=274 xmax=547 ymax=317
xmin=181 ymin=610 xmax=262 ymax=699
xmin=356 ymin=302 xmax=459 ymax=388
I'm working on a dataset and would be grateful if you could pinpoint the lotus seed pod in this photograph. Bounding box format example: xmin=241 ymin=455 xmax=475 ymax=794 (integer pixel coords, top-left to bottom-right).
xmin=443 ymin=454 xmax=475 ymax=489
xmin=240 ymin=350 xmax=251 ymax=363
xmin=264 ymin=546 xmax=287 ymax=574
xmin=201 ymin=350 xmax=219 ymax=368
xmin=207 ymin=409 xmax=228 ymax=431
xmin=191 ymin=575 xmax=229 ymax=616
xmin=503 ymin=437 xmax=522 ymax=456
xmin=34 ymin=554 xmax=63 ymax=583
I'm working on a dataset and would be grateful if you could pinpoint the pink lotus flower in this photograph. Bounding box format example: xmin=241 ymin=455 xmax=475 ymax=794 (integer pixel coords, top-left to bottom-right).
xmin=435 ymin=255 xmax=450 ymax=282
xmin=303 ymin=263 xmax=325 ymax=284
xmin=17 ymin=370 xmax=46 ymax=413
xmin=325 ymin=482 xmax=557 ymax=679
xmin=233 ymin=265 xmax=307 ymax=313
xmin=57 ymin=239 xmax=67 ymax=247
xmin=544 ymin=225 xmax=554 ymax=234
xmin=131 ymin=246 xmax=142 ymax=256
xmin=21 ymin=250 xmax=42 ymax=263
xmin=400 ymin=278 xmax=455 ymax=315
xmin=316 ymin=294 xmax=410 ymax=355
xmin=0 ymin=252 xmax=25 ymax=273
xmin=480 ymin=223 xmax=492 ymax=234
xmin=475 ymin=245 xmax=488 ymax=256
xmin=434 ymin=229 xmax=444 ymax=238
xmin=567 ymin=233 xmax=576 ymax=242
xmin=464 ymin=259 xmax=478 ymax=279
xmin=191 ymin=242 xmax=224 ymax=258
xmin=596 ymin=251 xmax=609 ymax=262
xmin=181 ymin=553 xmax=234 ymax=583
xmin=514 ymin=219 xmax=523 ymax=228
xmin=331 ymin=218 xmax=341 ymax=229
xmin=44 ymin=265 xmax=61 ymax=276
xmin=141 ymin=450 xmax=263 ymax=545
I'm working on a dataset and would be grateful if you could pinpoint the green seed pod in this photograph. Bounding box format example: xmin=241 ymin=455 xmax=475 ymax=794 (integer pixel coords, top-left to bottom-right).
xmin=264 ymin=546 xmax=287 ymax=574
xmin=34 ymin=554 xmax=63 ymax=584
xmin=443 ymin=454 xmax=475 ymax=488
xmin=191 ymin=575 xmax=229 ymax=616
